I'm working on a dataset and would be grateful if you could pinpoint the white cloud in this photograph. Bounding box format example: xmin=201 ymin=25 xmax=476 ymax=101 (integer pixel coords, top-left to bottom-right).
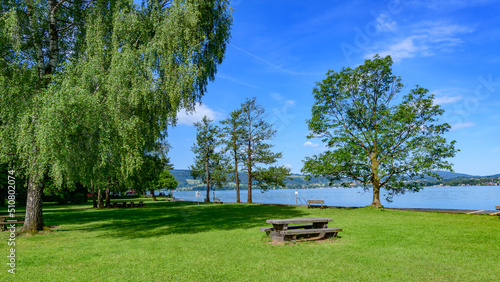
xmin=366 ymin=36 xmax=423 ymax=62
xmin=177 ymin=104 xmax=222 ymax=125
xmin=434 ymin=95 xmax=463 ymax=105
xmin=376 ymin=14 xmax=398 ymax=32
xmin=365 ymin=22 xmax=473 ymax=62
xmin=451 ymin=122 xmax=475 ymax=131
xmin=303 ymin=141 xmax=319 ymax=148
xmin=284 ymin=164 xmax=293 ymax=170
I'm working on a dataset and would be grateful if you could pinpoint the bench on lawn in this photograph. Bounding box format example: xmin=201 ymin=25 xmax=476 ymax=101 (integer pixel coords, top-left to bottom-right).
xmin=213 ymin=198 xmax=223 ymax=204
xmin=259 ymin=224 xmax=315 ymax=235
xmin=262 ymin=217 xmax=341 ymax=242
xmin=281 ymin=228 xmax=342 ymax=241
xmin=307 ymin=200 xmax=326 ymax=209
xmin=496 ymin=206 xmax=500 ymax=210
xmin=0 ymin=220 xmax=25 ymax=231
xmin=0 ymin=214 xmax=25 ymax=219
xmin=137 ymin=201 xmax=145 ymax=207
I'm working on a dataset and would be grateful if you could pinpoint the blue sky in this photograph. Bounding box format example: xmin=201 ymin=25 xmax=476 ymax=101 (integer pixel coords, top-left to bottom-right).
xmin=168 ymin=0 xmax=500 ymax=176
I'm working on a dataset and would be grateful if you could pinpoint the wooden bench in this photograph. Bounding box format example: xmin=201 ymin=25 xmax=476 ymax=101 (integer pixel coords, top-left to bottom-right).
xmin=263 ymin=217 xmax=340 ymax=242
xmin=0 ymin=214 xmax=25 ymax=219
xmin=1 ymin=214 xmax=25 ymax=231
xmin=493 ymin=206 xmax=500 ymax=216
xmin=281 ymin=228 xmax=342 ymax=241
xmin=259 ymin=224 xmax=315 ymax=235
xmin=0 ymin=221 xmax=25 ymax=231
xmin=213 ymin=198 xmax=223 ymax=204
xmin=137 ymin=201 xmax=145 ymax=207
xmin=307 ymin=200 xmax=326 ymax=209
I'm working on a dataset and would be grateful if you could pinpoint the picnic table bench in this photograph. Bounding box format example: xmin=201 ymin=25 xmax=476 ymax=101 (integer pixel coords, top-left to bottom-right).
xmin=0 ymin=220 xmax=25 ymax=231
xmin=496 ymin=206 xmax=500 ymax=210
xmin=110 ymin=202 xmax=140 ymax=208
xmin=213 ymin=198 xmax=223 ymax=204
xmin=103 ymin=202 xmax=145 ymax=208
xmin=307 ymin=200 xmax=326 ymax=209
xmin=259 ymin=224 xmax=315 ymax=235
xmin=1 ymin=214 xmax=25 ymax=231
xmin=261 ymin=217 xmax=341 ymax=242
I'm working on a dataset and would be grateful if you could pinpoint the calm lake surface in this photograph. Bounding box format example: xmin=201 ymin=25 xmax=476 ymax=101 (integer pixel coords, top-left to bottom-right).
xmin=169 ymin=186 xmax=500 ymax=210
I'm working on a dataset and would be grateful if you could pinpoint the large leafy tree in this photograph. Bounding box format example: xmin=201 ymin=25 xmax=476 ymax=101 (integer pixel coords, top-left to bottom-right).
xmin=0 ymin=0 xmax=232 ymax=232
xmin=240 ymin=97 xmax=291 ymax=203
xmin=157 ymin=169 xmax=178 ymax=192
xmin=135 ymin=155 xmax=176 ymax=201
xmin=220 ymin=108 xmax=245 ymax=203
xmin=1 ymin=0 xmax=90 ymax=232
xmin=189 ymin=116 xmax=229 ymax=202
xmin=302 ymin=55 xmax=458 ymax=207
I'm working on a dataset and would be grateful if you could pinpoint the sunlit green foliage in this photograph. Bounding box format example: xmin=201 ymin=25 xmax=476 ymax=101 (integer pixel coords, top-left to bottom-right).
xmin=0 ymin=0 xmax=232 ymax=231
xmin=303 ymin=55 xmax=458 ymax=207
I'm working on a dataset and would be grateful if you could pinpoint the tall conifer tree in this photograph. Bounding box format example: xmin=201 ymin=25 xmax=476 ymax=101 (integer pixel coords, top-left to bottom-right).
xmin=189 ymin=116 xmax=229 ymax=202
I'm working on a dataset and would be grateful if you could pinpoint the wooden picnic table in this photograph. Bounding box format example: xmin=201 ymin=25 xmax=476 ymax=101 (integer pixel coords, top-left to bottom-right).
xmin=263 ymin=217 xmax=341 ymax=242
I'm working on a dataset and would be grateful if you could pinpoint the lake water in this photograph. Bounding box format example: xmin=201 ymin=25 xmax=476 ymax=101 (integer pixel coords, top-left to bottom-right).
xmin=167 ymin=186 xmax=500 ymax=210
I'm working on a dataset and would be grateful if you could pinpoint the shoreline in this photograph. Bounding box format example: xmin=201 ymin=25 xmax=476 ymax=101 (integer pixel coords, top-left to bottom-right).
xmin=166 ymin=198 xmax=500 ymax=215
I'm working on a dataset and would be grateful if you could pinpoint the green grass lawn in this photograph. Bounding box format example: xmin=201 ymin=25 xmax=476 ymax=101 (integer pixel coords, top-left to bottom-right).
xmin=2 ymin=199 xmax=499 ymax=281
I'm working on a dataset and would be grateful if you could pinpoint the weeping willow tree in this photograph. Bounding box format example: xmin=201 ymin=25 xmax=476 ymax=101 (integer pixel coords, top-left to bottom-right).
xmin=0 ymin=0 xmax=232 ymax=232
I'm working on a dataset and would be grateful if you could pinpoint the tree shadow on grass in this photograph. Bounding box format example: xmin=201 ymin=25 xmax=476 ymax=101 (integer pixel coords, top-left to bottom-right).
xmin=45 ymin=201 xmax=308 ymax=239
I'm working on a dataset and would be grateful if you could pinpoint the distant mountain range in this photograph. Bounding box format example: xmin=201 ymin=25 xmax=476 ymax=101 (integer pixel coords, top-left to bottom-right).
xmin=427 ymin=171 xmax=500 ymax=179
xmin=170 ymin=169 xmax=500 ymax=190
xmin=170 ymin=169 xmax=328 ymax=190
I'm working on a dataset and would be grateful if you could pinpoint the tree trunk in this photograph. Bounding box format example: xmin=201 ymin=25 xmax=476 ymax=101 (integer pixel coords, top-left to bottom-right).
xmin=247 ymin=119 xmax=252 ymax=203
xmin=47 ymin=0 xmax=59 ymax=76
xmin=370 ymin=155 xmax=382 ymax=207
xmin=98 ymin=187 xmax=104 ymax=209
xmin=150 ymin=189 xmax=157 ymax=201
xmin=91 ymin=182 xmax=97 ymax=208
xmin=371 ymin=181 xmax=382 ymax=207
xmin=234 ymin=152 xmax=240 ymax=203
xmin=205 ymin=158 xmax=210 ymax=203
xmin=21 ymin=176 xmax=45 ymax=232
xmin=247 ymin=167 xmax=252 ymax=203
xmin=105 ymin=177 xmax=111 ymax=207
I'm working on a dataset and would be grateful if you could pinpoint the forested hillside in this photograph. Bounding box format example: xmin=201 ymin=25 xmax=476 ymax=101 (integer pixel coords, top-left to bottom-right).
xmin=170 ymin=170 xmax=500 ymax=190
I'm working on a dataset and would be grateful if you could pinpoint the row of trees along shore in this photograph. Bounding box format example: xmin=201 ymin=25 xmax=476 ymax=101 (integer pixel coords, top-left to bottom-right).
xmin=188 ymin=56 xmax=458 ymax=208
xmin=189 ymin=97 xmax=292 ymax=203
xmin=0 ymin=0 xmax=232 ymax=232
